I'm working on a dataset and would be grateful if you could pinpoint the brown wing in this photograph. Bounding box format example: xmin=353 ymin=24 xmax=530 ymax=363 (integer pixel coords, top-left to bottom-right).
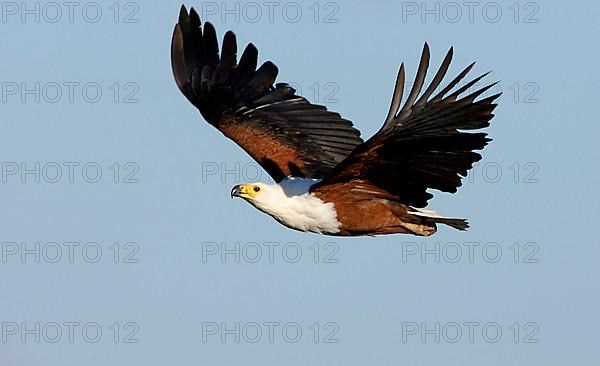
xmin=312 ymin=43 xmax=500 ymax=207
xmin=171 ymin=6 xmax=363 ymax=182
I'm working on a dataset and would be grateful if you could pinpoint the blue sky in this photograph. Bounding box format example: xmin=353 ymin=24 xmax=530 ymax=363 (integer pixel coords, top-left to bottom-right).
xmin=1 ymin=1 xmax=599 ymax=365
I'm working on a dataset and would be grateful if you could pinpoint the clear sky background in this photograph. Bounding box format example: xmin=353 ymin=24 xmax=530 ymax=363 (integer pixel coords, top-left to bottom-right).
xmin=1 ymin=0 xmax=599 ymax=365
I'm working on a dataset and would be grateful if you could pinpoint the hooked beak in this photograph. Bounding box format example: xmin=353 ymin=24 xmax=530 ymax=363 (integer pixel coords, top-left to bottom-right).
xmin=231 ymin=185 xmax=242 ymax=199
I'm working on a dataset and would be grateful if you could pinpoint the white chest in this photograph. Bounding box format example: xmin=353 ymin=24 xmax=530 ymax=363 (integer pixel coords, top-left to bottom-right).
xmin=267 ymin=193 xmax=341 ymax=234
xmin=250 ymin=178 xmax=342 ymax=234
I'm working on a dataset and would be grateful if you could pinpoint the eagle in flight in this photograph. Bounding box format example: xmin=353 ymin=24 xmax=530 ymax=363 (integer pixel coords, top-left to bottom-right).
xmin=171 ymin=6 xmax=500 ymax=236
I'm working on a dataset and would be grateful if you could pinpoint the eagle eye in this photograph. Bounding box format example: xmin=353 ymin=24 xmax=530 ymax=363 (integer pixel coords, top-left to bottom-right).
xmin=253 ymin=186 xmax=260 ymax=192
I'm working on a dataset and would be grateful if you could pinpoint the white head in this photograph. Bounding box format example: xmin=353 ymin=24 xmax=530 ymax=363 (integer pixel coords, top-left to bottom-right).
xmin=229 ymin=179 xmax=341 ymax=234
xmin=230 ymin=182 xmax=284 ymax=213
xmin=230 ymin=177 xmax=319 ymax=205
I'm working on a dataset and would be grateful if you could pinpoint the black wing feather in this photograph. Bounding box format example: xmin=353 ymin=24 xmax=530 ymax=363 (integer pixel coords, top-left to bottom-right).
xmin=171 ymin=6 xmax=363 ymax=182
xmin=314 ymin=44 xmax=500 ymax=207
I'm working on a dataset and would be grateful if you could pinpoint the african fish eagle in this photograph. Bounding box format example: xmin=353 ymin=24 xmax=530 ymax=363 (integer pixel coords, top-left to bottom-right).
xmin=171 ymin=5 xmax=500 ymax=236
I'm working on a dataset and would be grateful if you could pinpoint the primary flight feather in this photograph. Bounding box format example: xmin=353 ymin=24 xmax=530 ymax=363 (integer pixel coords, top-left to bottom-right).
xmin=171 ymin=5 xmax=500 ymax=236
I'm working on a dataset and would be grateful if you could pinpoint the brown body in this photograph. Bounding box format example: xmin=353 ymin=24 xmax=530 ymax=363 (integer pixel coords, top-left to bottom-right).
xmin=313 ymin=181 xmax=436 ymax=236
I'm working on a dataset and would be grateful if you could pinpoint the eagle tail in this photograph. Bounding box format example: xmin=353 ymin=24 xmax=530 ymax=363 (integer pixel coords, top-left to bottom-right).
xmin=409 ymin=208 xmax=469 ymax=231
xmin=429 ymin=217 xmax=469 ymax=231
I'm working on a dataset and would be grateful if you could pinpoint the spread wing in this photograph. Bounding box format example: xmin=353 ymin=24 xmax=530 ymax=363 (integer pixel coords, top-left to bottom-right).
xmin=171 ymin=6 xmax=363 ymax=182
xmin=312 ymin=43 xmax=500 ymax=207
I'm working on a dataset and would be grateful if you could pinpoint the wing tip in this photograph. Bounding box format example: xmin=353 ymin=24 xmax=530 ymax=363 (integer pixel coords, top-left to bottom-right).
xmin=179 ymin=4 xmax=188 ymax=19
xmin=246 ymin=42 xmax=258 ymax=54
xmin=189 ymin=6 xmax=200 ymax=23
